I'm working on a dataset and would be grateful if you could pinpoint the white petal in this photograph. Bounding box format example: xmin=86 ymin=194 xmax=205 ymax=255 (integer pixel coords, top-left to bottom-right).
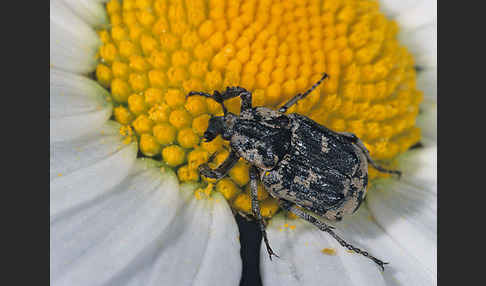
xmin=379 ymin=0 xmax=423 ymax=18
xmin=417 ymin=68 xmax=437 ymax=101
xmin=341 ymin=207 xmax=436 ymax=286
xmin=59 ymin=0 xmax=108 ymax=28
xmin=51 ymin=165 xmax=241 ymax=286
xmin=366 ymin=146 xmax=437 ymax=278
xmin=261 ymin=214 xmax=386 ymax=286
xmin=51 ymin=161 xmax=182 ymax=286
xmin=417 ymin=100 xmax=437 ymax=142
xmin=126 ymin=186 xmax=242 ymax=286
xmin=51 ymin=121 xmax=129 ymax=181
xmin=191 ymin=194 xmax=242 ymax=286
xmin=50 ymin=69 xmax=112 ymax=142
xmin=50 ymin=121 xmax=137 ymax=219
xmin=395 ymin=1 xmax=437 ymax=31
xmin=399 ymin=24 xmax=437 ymax=68
xmin=396 ymin=144 xmax=437 ymax=193
xmin=50 ymin=0 xmax=101 ymax=74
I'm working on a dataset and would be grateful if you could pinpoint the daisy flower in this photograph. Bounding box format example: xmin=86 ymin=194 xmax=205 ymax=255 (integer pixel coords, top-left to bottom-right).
xmin=50 ymin=0 xmax=436 ymax=285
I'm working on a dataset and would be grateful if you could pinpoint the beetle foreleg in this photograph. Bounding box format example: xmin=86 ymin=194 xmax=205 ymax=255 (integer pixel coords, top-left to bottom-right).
xmin=250 ymin=166 xmax=279 ymax=260
xmin=278 ymin=73 xmax=328 ymax=113
xmin=279 ymin=200 xmax=389 ymax=271
xmin=198 ymin=150 xmax=240 ymax=180
xmin=188 ymin=87 xmax=254 ymax=115
xmin=187 ymin=90 xmax=228 ymax=115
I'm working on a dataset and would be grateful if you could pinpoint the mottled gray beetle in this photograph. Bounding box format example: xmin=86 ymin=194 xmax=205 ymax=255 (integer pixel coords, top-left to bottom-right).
xmin=187 ymin=73 xmax=401 ymax=270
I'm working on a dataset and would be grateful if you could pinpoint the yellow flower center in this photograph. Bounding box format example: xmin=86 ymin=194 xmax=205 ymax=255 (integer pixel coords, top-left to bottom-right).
xmin=96 ymin=0 xmax=422 ymax=218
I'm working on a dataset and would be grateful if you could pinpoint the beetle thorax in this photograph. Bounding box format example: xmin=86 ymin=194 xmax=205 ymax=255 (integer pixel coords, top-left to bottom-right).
xmin=230 ymin=108 xmax=292 ymax=170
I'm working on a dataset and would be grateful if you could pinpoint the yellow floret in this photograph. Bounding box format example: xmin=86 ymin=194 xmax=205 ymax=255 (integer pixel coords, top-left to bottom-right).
xmin=162 ymin=145 xmax=185 ymax=167
xmin=112 ymin=61 xmax=129 ymax=79
xmin=99 ymin=43 xmax=118 ymax=63
xmin=144 ymin=88 xmax=164 ymax=106
xmin=233 ymin=193 xmax=252 ymax=214
xmin=128 ymin=93 xmax=146 ymax=115
xmin=229 ymin=161 xmax=250 ymax=187
xmin=148 ymin=103 xmax=170 ymax=123
xmin=169 ymin=109 xmax=192 ymax=129
xmin=118 ymin=40 xmax=139 ymax=59
xmin=129 ymin=55 xmax=149 ymax=72
xmin=153 ymin=122 xmax=176 ymax=145
xmin=165 ymin=89 xmax=186 ymax=108
xmin=128 ymin=73 xmax=148 ymax=92
xmin=216 ymin=178 xmax=240 ymax=200
xmin=177 ymin=128 xmax=200 ymax=149
xmin=185 ymin=96 xmax=208 ymax=116
xmin=192 ymin=114 xmax=211 ymax=136
xmin=177 ymin=165 xmax=199 ymax=182
xmin=260 ymin=198 xmax=280 ymax=218
xmin=113 ymin=106 xmax=134 ymax=125
xmin=96 ymin=64 xmax=112 ymax=87
xmin=132 ymin=114 xmax=153 ymax=134
xmin=187 ymin=148 xmax=209 ymax=169
xmin=110 ymin=78 xmax=131 ymax=102
xmin=148 ymin=70 xmax=168 ymax=88
xmin=139 ymin=133 xmax=161 ymax=156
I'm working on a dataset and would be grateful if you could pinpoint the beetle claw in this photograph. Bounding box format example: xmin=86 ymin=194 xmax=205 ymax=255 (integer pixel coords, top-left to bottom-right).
xmin=207 ymin=152 xmax=217 ymax=163
xmin=267 ymin=248 xmax=280 ymax=261
xmin=378 ymin=261 xmax=389 ymax=272
xmin=198 ymin=164 xmax=214 ymax=178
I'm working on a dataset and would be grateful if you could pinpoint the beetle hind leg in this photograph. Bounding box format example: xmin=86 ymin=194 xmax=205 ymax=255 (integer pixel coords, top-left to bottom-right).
xmin=250 ymin=166 xmax=279 ymax=260
xmin=279 ymin=200 xmax=389 ymax=271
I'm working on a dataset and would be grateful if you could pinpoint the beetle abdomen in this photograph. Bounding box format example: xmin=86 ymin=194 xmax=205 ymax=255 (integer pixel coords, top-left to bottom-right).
xmin=261 ymin=114 xmax=368 ymax=221
xmin=288 ymin=113 xmax=363 ymax=176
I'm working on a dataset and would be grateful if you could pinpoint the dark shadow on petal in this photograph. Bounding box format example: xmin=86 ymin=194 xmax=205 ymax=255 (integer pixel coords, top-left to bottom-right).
xmin=236 ymin=214 xmax=263 ymax=286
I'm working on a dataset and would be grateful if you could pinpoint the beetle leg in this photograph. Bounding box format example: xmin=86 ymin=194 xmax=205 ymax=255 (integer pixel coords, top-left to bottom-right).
xmin=341 ymin=133 xmax=402 ymax=178
xmin=187 ymin=87 xmax=253 ymax=114
xmin=279 ymin=200 xmax=389 ymax=271
xmin=198 ymin=150 xmax=240 ymax=180
xmin=218 ymin=87 xmax=253 ymax=112
xmin=278 ymin=73 xmax=329 ymax=113
xmin=250 ymin=166 xmax=279 ymax=260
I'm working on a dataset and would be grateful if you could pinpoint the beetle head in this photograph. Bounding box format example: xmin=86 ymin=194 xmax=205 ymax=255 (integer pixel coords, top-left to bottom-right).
xmin=203 ymin=113 xmax=237 ymax=142
xmin=203 ymin=116 xmax=223 ymax=142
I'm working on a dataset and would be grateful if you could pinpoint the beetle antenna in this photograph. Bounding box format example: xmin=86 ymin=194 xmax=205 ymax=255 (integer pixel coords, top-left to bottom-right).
xmin=301 ymin=73 xmax=329 ymax=99
xmin=279 ymin=73 xmax=329 ymax=113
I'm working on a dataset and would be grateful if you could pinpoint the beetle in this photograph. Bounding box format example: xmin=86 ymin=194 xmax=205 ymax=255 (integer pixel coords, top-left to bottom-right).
xmin=187 ymin=73 xmax=401 ymax=270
